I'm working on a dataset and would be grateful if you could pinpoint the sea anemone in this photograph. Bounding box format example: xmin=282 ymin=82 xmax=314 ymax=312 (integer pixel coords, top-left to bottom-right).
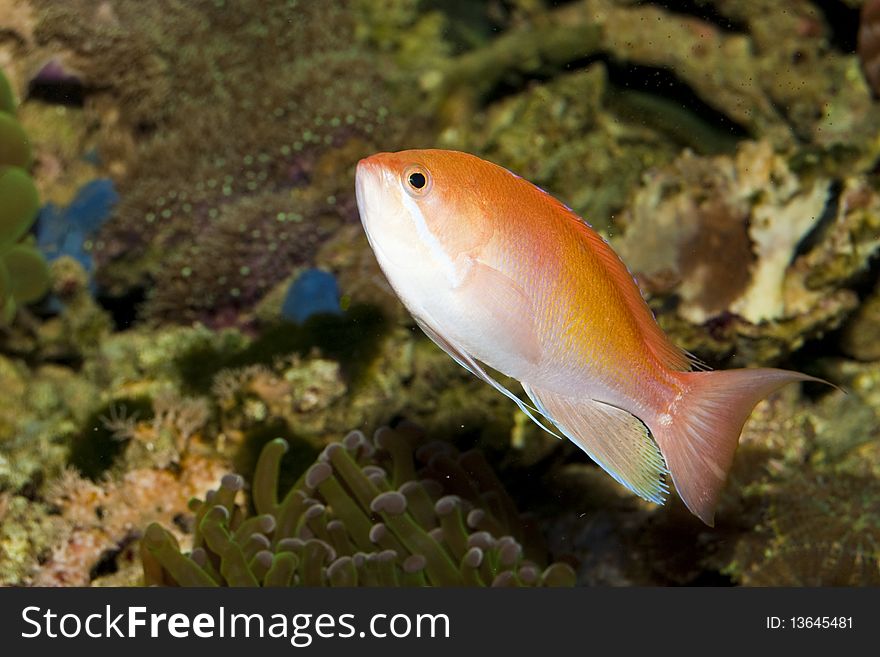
xmin=142 ymin=424 xmax=576 ymax=587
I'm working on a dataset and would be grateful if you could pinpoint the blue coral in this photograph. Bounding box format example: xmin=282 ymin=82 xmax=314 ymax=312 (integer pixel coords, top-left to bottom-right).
xmin=36 ymin=178 xmax=119 ymax=287
xmin=281 ymin=268 xmax=342 ymax=324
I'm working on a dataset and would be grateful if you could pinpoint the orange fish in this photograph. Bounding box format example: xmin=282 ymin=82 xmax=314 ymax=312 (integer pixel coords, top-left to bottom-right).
xmin=355 ymin=149 xmax=822 ymax=525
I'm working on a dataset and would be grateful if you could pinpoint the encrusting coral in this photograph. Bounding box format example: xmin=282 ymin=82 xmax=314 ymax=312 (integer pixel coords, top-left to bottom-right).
xmin=440 ymin=63 xmax=684 ymax=233
xmin=142 ymin=424 xmax=576 ymax=587
xmin=728 ymin=473 xmax=880 ymax=586
xmin=614 ymin=140 xmax=880 ymax=365
xmin=431 ymin=0 xmax=880 ymax=157
xmin=30 ymin=454 xmax=230 ymax=586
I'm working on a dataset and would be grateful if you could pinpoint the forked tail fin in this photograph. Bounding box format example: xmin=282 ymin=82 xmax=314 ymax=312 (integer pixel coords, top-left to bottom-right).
xmin=651 ymin=368 xmax=826 ymax=526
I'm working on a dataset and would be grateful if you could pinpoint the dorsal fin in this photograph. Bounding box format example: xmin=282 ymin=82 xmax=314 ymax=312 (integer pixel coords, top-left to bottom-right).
xmin=552 ymin=197 xmax=696 ymax=372
xmin=489 ymin=155 xmax=697 ymax=372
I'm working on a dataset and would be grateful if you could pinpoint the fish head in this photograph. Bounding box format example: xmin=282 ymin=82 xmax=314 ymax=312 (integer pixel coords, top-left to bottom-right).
xmin=355 ymin=149 xmax=494 ymax=291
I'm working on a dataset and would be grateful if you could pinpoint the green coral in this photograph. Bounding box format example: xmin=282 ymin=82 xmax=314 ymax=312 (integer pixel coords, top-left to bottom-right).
xmin=0 ymin=72 xmax=14 ymax=116
xmin=142 ymin=425 xmax=576 ymax=587
xmin=0 ymin=69 xmax=49 ymax=323
xmin=0 ymin=113 xmax=32 ymax=169
xmin=0 ymin=167 xmax=38 ymax=246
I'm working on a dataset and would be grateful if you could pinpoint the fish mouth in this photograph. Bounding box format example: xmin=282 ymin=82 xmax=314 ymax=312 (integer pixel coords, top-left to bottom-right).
xmin=356 ymin=153 xmax=388 ymax=183
xmin=354 ymin=159 xmax=377 ymax=225
xmin=355 ymin=156 xmax=397 ymax=225
xmin=354 ymin=158 xmax=388 ymax=259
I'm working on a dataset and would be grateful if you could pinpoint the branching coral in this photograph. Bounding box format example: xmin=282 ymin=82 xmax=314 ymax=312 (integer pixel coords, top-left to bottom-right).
xmin=142 ymin=425 xmax=576 ymax=587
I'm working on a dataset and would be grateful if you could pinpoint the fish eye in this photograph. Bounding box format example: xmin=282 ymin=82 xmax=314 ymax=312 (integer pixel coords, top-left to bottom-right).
xmin=402 ymin=165 xmax=432 ymax=197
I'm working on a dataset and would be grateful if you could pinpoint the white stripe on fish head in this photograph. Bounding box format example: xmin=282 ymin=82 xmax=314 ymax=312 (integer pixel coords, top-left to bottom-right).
xmin=355 ymin=158 xmax=469 ymax=331
xmin=356 ymin=160 xmax=413 ymax=272
xmin=396 ymin=182 xmax=466 ymax=289
xmin=357 ymin=157 xmax=468 ymax=288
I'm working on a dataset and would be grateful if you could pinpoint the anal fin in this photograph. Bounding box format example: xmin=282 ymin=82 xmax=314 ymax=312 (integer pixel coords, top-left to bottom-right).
xmin=524 ymin=384 xmax=669 ymax=504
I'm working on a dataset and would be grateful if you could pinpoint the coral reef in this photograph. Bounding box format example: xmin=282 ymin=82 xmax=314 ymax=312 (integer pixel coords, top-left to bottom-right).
xmin=30 ymin=454 xmax=230 ymax=586
xmin=142 ymin=425 xmax=576 ymax=587
xmin=614 ymin=140 xmax=880 ymax=365
xmin=36 ymin=178 xmax=118 ymax=284
xmin=840 ymin=281 xmax=880 ymax=361
xmin=1 ymin=256 xmax=112 ymax=365
xmin=12 ymin=0 xmax=421 ymax=326
xmin=440 ymin=63 xmax=683 ymax=231
xmin=713 ymin=361 xmax=880 ymax=586
xmin=728 ymin=473 xmax=880 ymax=586
xmin=434 ymin=0 xmax=879 ymax=155
xmin=859 ymin=0 xmax=880 ymax=96
xmin=543 ymin=382 xmax=880 ymax=587
xmin=0 ymin=375 xmax=229 ymax=586
xmin=0 ymin=301 xmax=532 ymax=585
xmin=1 ymin=0 xmax=879 ymax=590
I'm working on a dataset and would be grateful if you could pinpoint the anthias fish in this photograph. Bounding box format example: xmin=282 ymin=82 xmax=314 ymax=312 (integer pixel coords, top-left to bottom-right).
xmin=355 ymin=149 xmax=820 ymax=525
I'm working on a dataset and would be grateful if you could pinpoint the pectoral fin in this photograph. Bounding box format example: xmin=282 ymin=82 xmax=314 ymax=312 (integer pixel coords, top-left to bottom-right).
xmin=455 ymin=260 xmax=542 ymax=365
xmin=523 ymin=384 xmax=669 ymax=504
xmin=414 ymin=316 xmax=560 ymax=438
